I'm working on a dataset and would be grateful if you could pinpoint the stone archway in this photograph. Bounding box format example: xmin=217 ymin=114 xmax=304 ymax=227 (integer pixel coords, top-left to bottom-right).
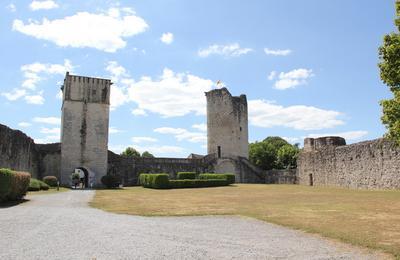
xmin=76 ymin=167 xmax=90 ymax=188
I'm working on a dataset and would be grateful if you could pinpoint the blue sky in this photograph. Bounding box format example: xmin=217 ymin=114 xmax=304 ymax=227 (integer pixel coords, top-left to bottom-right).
xmin=0 ymin=0 xmax=396 ymax=157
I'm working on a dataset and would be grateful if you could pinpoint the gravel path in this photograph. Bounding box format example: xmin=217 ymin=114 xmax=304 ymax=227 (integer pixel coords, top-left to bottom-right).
xmin=0 ymin=190 xmax=386 ymax=260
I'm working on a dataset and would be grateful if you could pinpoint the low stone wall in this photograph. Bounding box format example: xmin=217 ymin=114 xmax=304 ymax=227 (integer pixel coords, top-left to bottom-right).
xmin=266 ymin=169 xmax=297 ymax=184
xmin=298 ymin=137 xmax=400 ymax=189
xmin=0 ymin=124 xmax=39 ymax=178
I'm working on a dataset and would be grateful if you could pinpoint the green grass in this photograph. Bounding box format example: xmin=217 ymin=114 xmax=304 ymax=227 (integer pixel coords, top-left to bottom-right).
xmin=91 ymin=184 xmax=400 ymax=259
xmin=28 ymin=187 xmax=69 ymax=195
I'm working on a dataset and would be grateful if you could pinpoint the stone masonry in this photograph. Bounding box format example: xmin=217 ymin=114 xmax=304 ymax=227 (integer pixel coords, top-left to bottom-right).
xmin=206 ymin=88 xmax=248 ymax=159
xmin=298 ymin=136 xmax=400 ymax=189
xmin=60 ymin=72 xmax=112 ymax=186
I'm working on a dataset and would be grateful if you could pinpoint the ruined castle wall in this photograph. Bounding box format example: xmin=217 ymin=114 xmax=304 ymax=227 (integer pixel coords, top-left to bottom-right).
xmin=298 ymin=138 xmax=400 ymax=189
xmin=206 ymin=88 xmax=248 ymax=159
xmin=265 ymin=169 xmax=297 ymax=184
xmin=108 ymin=151 xmax=214 ymax=185
xmin=37 ymin=143 xmax=61 ymax=180
xmin=0 ymin=124 xmax=39 ymax=178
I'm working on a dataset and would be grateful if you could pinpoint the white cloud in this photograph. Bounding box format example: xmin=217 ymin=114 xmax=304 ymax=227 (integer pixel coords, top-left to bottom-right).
xmin=25 ymin=93 xmax=45 ymax=105
xmin=192 ymin=123 xmax=206 ymax=132
xmin=306 ymin=131 xmax=368 ymax=141
xmin=131 ymin=136 xmax=157 ymax=143
xmin=248 ymin=99 xmax=344 ymax=130
xmin=109 ymin=126 xmax=124 ymax=134
xmin=40 ymin=127 xmax=60 ymax=135
xmin=1 ymin=60 xmax=72 ymax=105
xmin=264 ymin=48 xmax=292 ymax=56
xmin=12 ymin=7 xmax=148 ymax=52
xmin=109 ymin=144 xmax=185 ymax=156
xmin=34 ymin=135 xmax=59 ymax=144
xmin=269 ymin=68 xmax=314 ymax=90
xmin=7 ymin=3 xmax=16 ymax=12
xmin=268 ymin=71 xmax=276 ymax=80
xmin=282 ymin=137 xmax=300 ymax=144
xmin=154 ymin=127 xmax=207 ymax=143
xmin=160 ymin=32 xmax=173 ymax=44
xmin=18 ymin=122 xmax=31 ymax=128
xmin=33 ymin=116 xmax=60 ymax=125
xmin=29 ymin=0 xmax=58 ymax=11
xmin=131 ymin=108 xmax=147 ymax=116
xmin=2 ymin=89 xmax=26 ymax=101
xmin=198 ymin=43 xmax=252 ymax=58
xmin=105 ymin=61 xmax=214 ymax=116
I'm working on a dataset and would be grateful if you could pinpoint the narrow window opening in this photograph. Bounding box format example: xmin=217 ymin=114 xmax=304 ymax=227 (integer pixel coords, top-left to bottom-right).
xmin=217 ymin=146 xmax=221 ymax=158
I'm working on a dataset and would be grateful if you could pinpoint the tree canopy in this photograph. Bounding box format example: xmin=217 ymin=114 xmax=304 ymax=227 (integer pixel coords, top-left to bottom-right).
xmin=249 ymin=136 xmax=300 ymax=170
xmin=141 ymin=151 xmax=155 ymax=158
xmin=120 ymin=147 xmax=141 ymax=158
xmin=378 ymin=0 xmax=400 ymax=144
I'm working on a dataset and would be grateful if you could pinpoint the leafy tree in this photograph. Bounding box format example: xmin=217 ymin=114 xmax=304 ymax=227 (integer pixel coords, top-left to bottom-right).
xmin=277 ymin=144 xmax=299 ymax=169
xmin=121 ymin=147 xmax=141 ymax=158
xmin=249 ymin=136 xmax=299 ymax=170
xmin=141 ymin=151 xmax=155 ymax=158
xmin=378 ymin=0 xmax=400 ymax=144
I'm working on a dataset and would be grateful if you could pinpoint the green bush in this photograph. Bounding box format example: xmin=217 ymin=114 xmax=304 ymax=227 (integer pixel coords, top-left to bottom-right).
xmin=223 ymin=174 xmax=236 ymax=184
xmin=139 ymin=173 xmax=170 ymax=189
xmin=101 ymin=175 xmax=120 ymax=188
xmin=198 ymin=173 xmax=235 ymax=184
xmin=169 ymin=179 xmax=229 ymax=189
xmin=176 ymin=172 xmax=196 ymax=180
xmin=43 ymin=176 xmax=58 ymax=187
xmin=9 ymin=171 xmax=31 ymax=200
xmin=0 ymin=168 xmax=14 ymax=201
xmin=0 ymin=169 xmax=30 ymax=202
xmin=39 ymin=180 xmax=49 ymax=190
xmin=28 ymin=179 xmax=41 ymax=191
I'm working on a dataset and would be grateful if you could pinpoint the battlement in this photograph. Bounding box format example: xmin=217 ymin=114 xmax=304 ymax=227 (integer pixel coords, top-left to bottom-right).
xmin=62 ymin=72 xmax=112 ymax=104
xmin=303 ymin=136 xmax=346 ymax=151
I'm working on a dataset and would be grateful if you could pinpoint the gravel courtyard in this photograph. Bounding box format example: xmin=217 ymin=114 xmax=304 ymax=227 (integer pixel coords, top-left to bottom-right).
xmin=0 ymin=190 xmax=387 ymax=260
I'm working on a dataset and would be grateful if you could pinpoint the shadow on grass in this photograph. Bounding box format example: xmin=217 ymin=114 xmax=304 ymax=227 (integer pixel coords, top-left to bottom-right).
xmin=0 ymin=199 xmax=30 ymax=208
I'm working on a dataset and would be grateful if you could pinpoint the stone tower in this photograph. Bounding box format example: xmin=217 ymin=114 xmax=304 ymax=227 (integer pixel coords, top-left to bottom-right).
xmin=60 ymin=72 xmax=111 ymax=186
xmin=205 ymin=87 xmax=249 ymax=159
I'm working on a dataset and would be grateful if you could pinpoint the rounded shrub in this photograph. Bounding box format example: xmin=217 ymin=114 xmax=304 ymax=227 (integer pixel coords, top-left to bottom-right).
xmin=101 ymin=175 xmax=120 ymax=188
xmin=39 ymin=180 xmax=49 ymax=190
xmin=9 ymin=171 xmax=31 ymax=200
xmin=0 ymin=168 xmax=14 ymax=201
xmin=43 ymin=176 xmax=58 ymax=187
xmin=28 ymin=178 xmax=41 ymax=191
xmin=0 ymin=169 xmax=31 ymax=202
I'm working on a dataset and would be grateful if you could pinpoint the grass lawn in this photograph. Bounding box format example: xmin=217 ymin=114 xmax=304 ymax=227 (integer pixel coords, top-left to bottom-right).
xmin=91 ymin=184 xmax=400 ymax=258
xmin=27 ymin=187 xmax=70 ymax=195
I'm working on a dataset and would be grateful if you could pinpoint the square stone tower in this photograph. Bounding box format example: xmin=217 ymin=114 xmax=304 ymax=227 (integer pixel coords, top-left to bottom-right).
xmin=205 ymin=87 xmax=249 ymax=159
xmin=60 ymin=72 xmax=112 ymax=186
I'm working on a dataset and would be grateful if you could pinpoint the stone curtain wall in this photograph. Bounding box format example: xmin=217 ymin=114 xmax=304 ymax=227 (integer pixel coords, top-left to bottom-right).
xmin=298 ymin=137 xmax=400 ymax=189
xmin=0 ymin=124 xmax=40 ymax=178
xmin=265 ymin=169 xmax=297 ymax=184
xmin=108 ymin=151 xmax=215 ymax=185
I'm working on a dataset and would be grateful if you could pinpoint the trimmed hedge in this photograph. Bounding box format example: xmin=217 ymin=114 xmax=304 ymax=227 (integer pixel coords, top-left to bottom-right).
xmin=139 ymin=174 xmax=170 ymax=189
xmin=169 ymin=179 xmax=229 ymax=189
xmin=101 ymin=175 xmax=120 ymax=188
xmin=43 ymin=176 xmax=58 ymax=187
xmin=39 ymin=181 xmax=49 ymax=190
xmin=176 ymin=172 xmax=196 ymax=180
xmin=198 ymin=173 xmax=236 ymax=184
xmin=0 ymin=169 xmax=30 ymax=202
